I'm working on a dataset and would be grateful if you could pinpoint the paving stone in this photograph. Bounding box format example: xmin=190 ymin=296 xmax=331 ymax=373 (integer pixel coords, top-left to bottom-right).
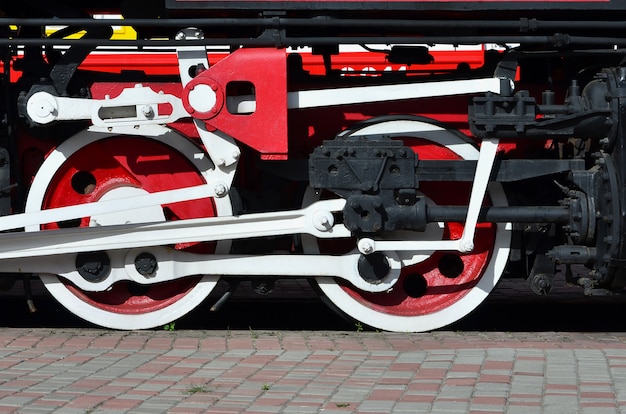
xmin=0 ymin=327 xmax=624 ymax=412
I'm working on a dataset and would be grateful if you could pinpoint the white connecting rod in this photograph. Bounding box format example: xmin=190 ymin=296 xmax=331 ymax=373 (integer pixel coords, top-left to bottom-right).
xmin=0 ymin=199 xmax=348 ymax=260
xmin=26 ymin=78 xmax=508 ymax=124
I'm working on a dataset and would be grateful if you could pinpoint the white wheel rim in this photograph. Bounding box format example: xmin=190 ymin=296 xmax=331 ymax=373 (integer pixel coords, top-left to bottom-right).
xmin=26 ymin=127 xmax=231 ymax=329
xmin=312 ymin=118 xmax=511 ymax=332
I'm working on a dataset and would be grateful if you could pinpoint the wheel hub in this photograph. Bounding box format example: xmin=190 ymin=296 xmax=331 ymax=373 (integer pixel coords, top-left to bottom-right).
xmin=76 ymin=251 xmax=110 ymax=283
xmin=357 ymin=252 xmax=391 ymax=284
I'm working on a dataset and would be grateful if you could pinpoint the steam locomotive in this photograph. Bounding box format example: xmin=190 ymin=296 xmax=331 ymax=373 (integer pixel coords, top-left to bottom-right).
xmin=1 ymin=0 xmax=625 ymax=331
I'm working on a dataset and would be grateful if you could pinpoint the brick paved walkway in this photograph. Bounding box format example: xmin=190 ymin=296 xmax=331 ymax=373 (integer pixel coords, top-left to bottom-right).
xmin=0 ymin=329 xmax=625 ymax=413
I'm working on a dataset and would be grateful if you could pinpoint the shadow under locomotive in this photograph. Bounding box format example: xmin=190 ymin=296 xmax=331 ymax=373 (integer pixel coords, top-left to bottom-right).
xmin=1 ymin=277 xmax=625 ymax=333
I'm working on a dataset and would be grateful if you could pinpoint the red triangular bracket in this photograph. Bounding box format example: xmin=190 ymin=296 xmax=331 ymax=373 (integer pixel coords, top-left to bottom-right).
xmin=182 ymin=48 xmax=288 ymax=160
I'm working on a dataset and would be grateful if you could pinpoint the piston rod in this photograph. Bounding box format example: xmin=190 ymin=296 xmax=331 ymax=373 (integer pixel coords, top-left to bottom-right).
xmin=426 ymin=205 xmax=570 ymax=223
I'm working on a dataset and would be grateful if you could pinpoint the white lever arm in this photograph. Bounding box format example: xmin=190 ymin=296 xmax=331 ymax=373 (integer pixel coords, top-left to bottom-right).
xmin=27 ymin=85 xmax=188 ymax=126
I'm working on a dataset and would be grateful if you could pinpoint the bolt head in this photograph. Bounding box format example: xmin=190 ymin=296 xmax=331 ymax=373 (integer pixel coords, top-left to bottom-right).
xmin=358 ymin=239 xmax=376 ymax=255
xmin=214 ymin=183 xmax=228 ymax=197
xmin=142 ymin=105 xmax=154 ymax=118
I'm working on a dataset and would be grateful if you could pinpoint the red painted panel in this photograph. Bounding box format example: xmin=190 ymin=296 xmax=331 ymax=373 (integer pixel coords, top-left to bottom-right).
xmin=181 ymin=48 xmax=288 ymax=159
